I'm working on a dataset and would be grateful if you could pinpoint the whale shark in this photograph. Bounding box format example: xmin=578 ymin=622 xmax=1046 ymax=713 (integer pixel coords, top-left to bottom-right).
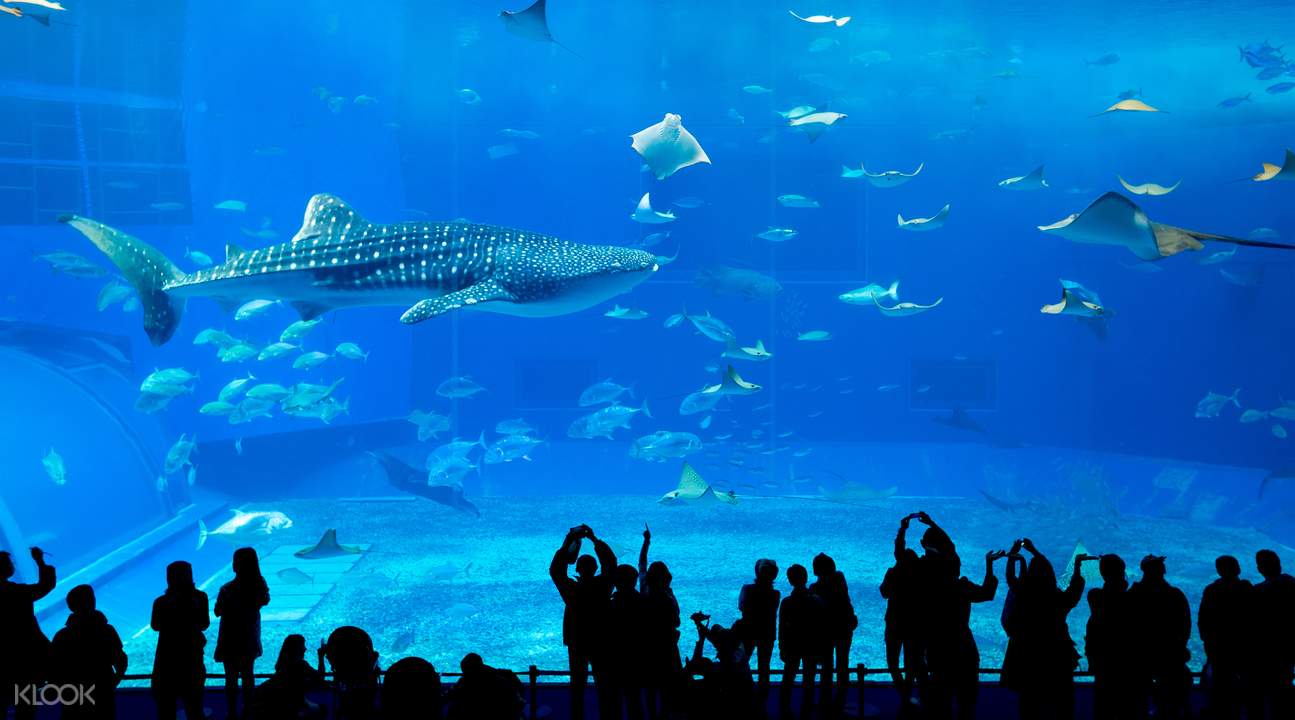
xmin=61 ymin=193 xmax=660 ymax=345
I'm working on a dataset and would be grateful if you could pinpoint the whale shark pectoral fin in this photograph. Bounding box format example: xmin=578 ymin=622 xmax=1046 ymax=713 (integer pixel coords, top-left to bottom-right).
xmin=400 ymin=280 xmax=515 ymax=324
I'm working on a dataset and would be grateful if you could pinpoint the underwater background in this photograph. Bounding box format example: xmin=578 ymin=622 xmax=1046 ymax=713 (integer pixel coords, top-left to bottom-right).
xmin=1 ymin=0 xmax=1294 ymax=677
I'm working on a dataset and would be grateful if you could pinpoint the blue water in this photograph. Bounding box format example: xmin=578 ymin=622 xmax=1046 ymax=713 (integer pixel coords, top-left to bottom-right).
xmin=1 ymin=0 xmax=1294 ymax=677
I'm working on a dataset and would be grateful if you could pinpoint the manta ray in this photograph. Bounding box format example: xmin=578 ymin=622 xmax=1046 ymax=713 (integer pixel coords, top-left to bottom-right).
xmin=861 ymin=162 xmax=922 ymax=188
xmin=1041 ymin=279 xmax=1106 ymax=317
xmin=1038 ymin=191 xmax=1295 ymax=261
xmin=631 ymin=113 xmax=710 ymax=180
xmin=999 ymin=165 xmax=1048 ymax=190
xmin=366 ymin=450 xmax=481 ymax=517
xmin=897 ymin=204 xmax=950 ymax=231
xmin=1253 ymin=148 xmax=1295 ymax=182
xmin=61 ymin=194 xmax=660 ymax=345
xmin=294 ymin=529 xmax=364 ymax=559
xmin=1118 ymin=176 xmax=1181 ymax=195
xmin=499 ymin=0 xmax=579 ymax=56
xmin=659 ymin=462 xmax=738 ymax=505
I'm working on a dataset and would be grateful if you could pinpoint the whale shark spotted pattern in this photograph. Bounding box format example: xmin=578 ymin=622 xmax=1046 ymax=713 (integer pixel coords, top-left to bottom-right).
xmin=61 ymin=193 xmax=659 ymax=345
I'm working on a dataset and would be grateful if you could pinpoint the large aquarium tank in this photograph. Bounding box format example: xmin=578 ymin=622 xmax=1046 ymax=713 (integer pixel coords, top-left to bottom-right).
xmin=1 ymin=0 xmax=1293 ymax=680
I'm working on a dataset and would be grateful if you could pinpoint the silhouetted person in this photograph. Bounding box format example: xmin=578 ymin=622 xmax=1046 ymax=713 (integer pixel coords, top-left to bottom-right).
xmin=682 ymin=612 xmax=756 ymax=719
xmin=609 ymin=563 xmax=647 ymax=720
xmin=550 ymin=523 xmax=617 ymax=720
xmin=926 ymin=549 xmax=1005 ymax=720
xmin=907 ymin=510 xmax=959 ymax=709
xmin=215 ymin=547 xmax=270 ymax=719
xmin=882 ymin=514 xmax=924 ymax=711
xmin=445 ymin=653 xmax=524 ymax=720
xmin=251 ymin=634 xmax=326 ymax=719
xmin=320 ymin=625 xmax=381 ymax=719
xmin=638 ymin=524 xmax=680 ymax=720
xmin=1127 ymin=555 xmax=1191 ymax=719
xmin=1001 ymin=539 xmax=1086 ymax=720
xmin=0 ymin=547 xmax=56 ymax=720
xmin=48 ymin=584 xmax=127 ymax=719
xmin=151 ymin=560 xmax=210 ymax=720
xmin=382 ymin=656 xmax=442 ymax=719
xmin=1085 ymin=554 xmax=1138 ymax=720
xmin=1251 ymin=549 xmax=1295 ymax=719
xmin=1199 ymin=555 xmax=1252 ymax=720
xmin=809 ymin=553 xmax=856 ymax=718
xmin=739 ymin=558 xmax=780 ymax=712
xmin=778 ymin=564 xmax=823 ymax=720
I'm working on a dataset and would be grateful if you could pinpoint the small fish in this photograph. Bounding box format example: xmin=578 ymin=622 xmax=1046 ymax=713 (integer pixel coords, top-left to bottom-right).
xmin=1273 ymin=424 xmax=1288 ymax=439
xmin=877 ymin=384 xmax=900 ymax=392
xmin=218 ymin=375 xmax=256 ymax=402
xmin=353 ymin=94 xmax=379 ymax=106
xmin=487 ymin=143 xmax=519 ymax=160
xmin=213 ymin=200 xmax=247 ymax=212
xmin=258 ymin=342 xmax=299 ymax=361
xmin=851 ymin=50 xmax=892 ymax=66
xmin=1266 ymin=82 xmax=1295 ymax=95
xmin=187 ymin=465 xmax=197 ymax=487
xmin=797 ymin=330 xmax=832 ymax=342
xmin=234 ymin=299 xmax=279 ymax=321
xmin=743 ymin=84 xmax=773 ymax=95
xmin=808 ymin=37 xmax=839 ymax=53
xmin=234 ymin=438 xmax=243 ymax=455
xmin=499 ymin=128 xmax=540 ymax=139
xmin=757 ymin=227 xmax=798 ymax=242
xmin=1241 ymin=409 xmax=1269 ymax=423
xmin=839 ymin=281 xmax=898 ymax=305
xmin=1117 ymin=88 xmax=1142 ymax=100
xmin=218 ymin=343 xmax=260 ymax=363
xmin=726 ymin=108 xmax=745 ymax=124
xmin=604 ymin=305 xmax=649 ymax=320
xmin=1218 ymin=93 xmax=1252 ymax=108
xmin=156 ymin=475 xmax=168 ymax=493
xmin=150 ymin=202 xmax=186 ymax=211
xmin=1195 ymin=389 xmax=1241 ymax=419
xmin=408 ymin=410 xmax=451 ymax=441
xmin=580 ymin=379 xmax=633 ymax=407
xmin=1198 ymin=248 xmax=1237 ymax=266
xmin=184 ymin=247 xmax=213 ymax=266
xmin=496 ymin=418 xmax=536 ymax=436
xmin=778 ymin=194 xmax=819 ymax=209
xmin=164 ymin=433 xmax=198 ymax=475
xmin=1256 ymin=66 xmax=1286 ymax=80
xmin=672 ymin=196 xmax=704 ymax=209
xmin=1085 ymin=52 xmax=1121 ymax=66
xmin=96 ymin=281 xmax=132 ymax=311
xmin=280 ymin=318 xmax=322 ymax=343
xmin=437 ymin=376 xmax=487 ymax=399
xmin=292 ymin=351 xmax=331 ymax=370
xmin=199 ymin=401 xmax=236 ymax=416
xmin=42 ymin=448 xmax=66 ymax=486
xmin=334 ymin=342 xmax=369 ymax=361
xmin=457 ymin=88 xmax=481 ymax=105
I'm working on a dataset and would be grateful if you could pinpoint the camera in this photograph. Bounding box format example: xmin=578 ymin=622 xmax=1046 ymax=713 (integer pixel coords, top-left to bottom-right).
xmin=690 ymin=611 xmax=710 ymax=623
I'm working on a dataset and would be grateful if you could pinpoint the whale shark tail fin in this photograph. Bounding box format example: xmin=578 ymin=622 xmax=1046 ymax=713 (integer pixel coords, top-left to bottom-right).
xmin=60 ymin=214 xmax=186 ymax=345
xmin=292 ymin=193 xmax=372 ymax=244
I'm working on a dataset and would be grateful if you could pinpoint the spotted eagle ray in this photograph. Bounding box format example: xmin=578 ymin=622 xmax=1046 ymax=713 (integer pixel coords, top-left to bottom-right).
xmin=367 ymin=450 xmax=481 ymax=517
xmin=1038 ymin=191 xmax=1295 ymax=261
xmin=500 ymin=0 xmax=579 ymax=56
xmin=60 ymin=194 xmax=659 ymax=345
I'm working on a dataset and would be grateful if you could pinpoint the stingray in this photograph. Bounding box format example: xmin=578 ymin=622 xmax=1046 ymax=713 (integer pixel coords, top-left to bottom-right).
xmin=1040 ymin=279 xmax=1107 ymax=317
xmin=978 ymin=489 xmax=1038 ymax=512
xmin=788 ymin=10 xmax=851 ymax=26
xmin=631 ymin=113 xmax=711 ymax=180
xmin=631 ymin=193 xmax=675 ymax=224
xmin=1118 ymin=176 xmax=1181 ymax=195
xmin=998 ymin=165 xmax=1048 ymax=190
xmin=659 ymin=461 xmax=739 ymax=505
xmin=1038 ymin=191 xmax=1295 ymax=261
xmin=872 ymin=296 xmax=942 ymax=317
xmin=862 ymin=162 xmax=922 ymax=188
xmin=1259 ymin=466 xmax=1295 ymax=498
xmin=367 ymin=450 xmax=480 ymax=517
xmin=1252 ymin=148 xmax=1295 ymax=182
xmin=1091 ymin=99 xmax=1164 ymax=116
xmin=788 ymin=111 xmax=846 ymax=142
xmin=499 ymin=0 xmax=579 ymax=56
xmin=897 ymin=204 xmax=950 ymax=231
xmin=817 ymin=480 xmax=897 ymax=504
xmin=294 ymin=529 xmax=364 ymax=559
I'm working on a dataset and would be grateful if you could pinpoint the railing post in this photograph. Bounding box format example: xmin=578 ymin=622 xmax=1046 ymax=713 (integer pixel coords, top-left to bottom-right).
xmin=528 ymin=664 xmax=538 ymax=720
xmin=856 ymin=662 xmax=865 ymax=714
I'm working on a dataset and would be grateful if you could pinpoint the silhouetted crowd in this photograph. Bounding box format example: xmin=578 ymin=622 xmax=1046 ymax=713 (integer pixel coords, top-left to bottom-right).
xmin=0 ymin=510 xmax=1293 ymax=720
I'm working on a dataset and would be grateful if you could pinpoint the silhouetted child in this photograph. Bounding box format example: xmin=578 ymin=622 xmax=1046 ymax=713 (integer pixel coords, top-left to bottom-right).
xmin=682 ymin=611 xmax=756 ymax=719
xmin=151 ymin=560 xmax=210 ymax=720
xmin=1000 ymin=539 xmax=1086 ymax=720
xmin=1251 ymin=549 xmax=1295 ymax=718
xmin=215 ymin=546 xmax=270 ymax=719
xmin=883 ymin=512 xmax=926 ymax=709
xmin=1127 ymin=555 xmax=1191 ymax=720
xmin=549 ymin=523 xmax=617 ymax=720
xmin=382 ymin=656 xmax=442 ymax=720
xmin=445 ymin=653 xmax=524 ymax=720
xmin=320 ymin=625 xmax=381 ymax=719
xmin=1085 ymin=554 xmax=1137 ymax=720
xmin=778 ymin=564 xmax=823 ymax=720
xmin=0 ymin=547 xmax=56 ymax=720
xmin=609 ymin=563 xmax=647 ymax=720
xmin=252 ymin=634 xmax=326 ymax=719
xmin=638 ymin=524 xmax=680 ymax=720
xmin=1199 ymin=555 xmax=1252 ymax=720
xmin=49 ymin=584 xmax=127 ymax=720
xmin=739 ymin=557 xmax=781 ymax=710
xmin=809 ymin=553 xmax=856 ymax=717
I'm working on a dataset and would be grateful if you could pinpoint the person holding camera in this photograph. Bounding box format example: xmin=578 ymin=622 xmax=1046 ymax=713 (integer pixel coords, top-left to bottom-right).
xmin=1000 ymin=539 xmax=1088 ymax=720
xmin=550 ymin=523 xmax=618 ymax=720
xmin=682 ymin=610 xmax=756 ymax=718
xmin=0 ymin=547 xmax=57 ymax=720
